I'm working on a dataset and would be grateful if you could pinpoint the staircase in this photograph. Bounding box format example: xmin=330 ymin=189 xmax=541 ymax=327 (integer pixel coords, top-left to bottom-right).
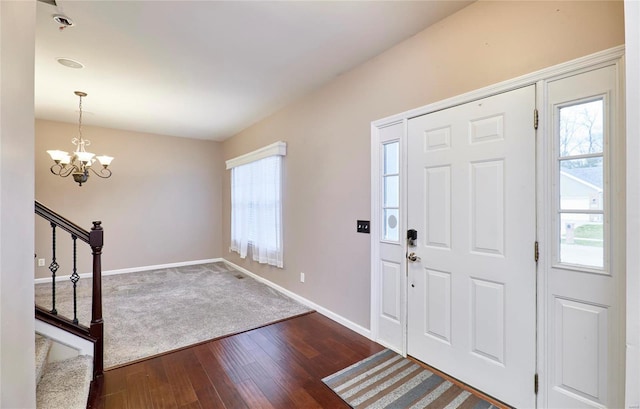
xmin=35 ymin=334 xmax=92 ymax=409
xmin=34 ymin=201 xmax=105 ymax=409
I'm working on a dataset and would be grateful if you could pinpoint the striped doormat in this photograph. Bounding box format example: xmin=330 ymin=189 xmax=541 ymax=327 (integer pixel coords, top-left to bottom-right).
xmin=322 ymin=349 xmax=499 ymax=409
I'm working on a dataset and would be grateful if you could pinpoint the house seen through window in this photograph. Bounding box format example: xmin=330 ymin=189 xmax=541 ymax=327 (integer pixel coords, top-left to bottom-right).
xmin=557 ymin=98 xmax=605 ymax=269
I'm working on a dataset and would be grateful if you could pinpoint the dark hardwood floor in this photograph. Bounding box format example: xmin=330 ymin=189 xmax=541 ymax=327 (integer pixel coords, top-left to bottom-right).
xmin=87 ymin=312 xmax=385 ymax=409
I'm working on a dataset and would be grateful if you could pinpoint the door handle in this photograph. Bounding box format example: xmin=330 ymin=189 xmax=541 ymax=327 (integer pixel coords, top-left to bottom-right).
xmin=407 ymin=252 xmax=421 ymax=262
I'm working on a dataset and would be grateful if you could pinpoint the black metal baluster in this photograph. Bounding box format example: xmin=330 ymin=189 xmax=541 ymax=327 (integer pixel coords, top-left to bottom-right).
xmin=70 ymin=235 xmax=79 ymax=324
xmin=49 ymin=222 xmax=59 ymax=315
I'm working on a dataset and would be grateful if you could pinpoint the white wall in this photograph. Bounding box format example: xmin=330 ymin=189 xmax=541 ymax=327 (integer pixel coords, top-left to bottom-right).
xmin=0 ymin=1 xmax=36 ymax=407
xmin=625 ymin=2 xmax=640 ymax=407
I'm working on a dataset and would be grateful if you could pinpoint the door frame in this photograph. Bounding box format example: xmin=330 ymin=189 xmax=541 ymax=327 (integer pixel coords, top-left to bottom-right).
xmin=370 ymin=45 xmax=625 ymax=406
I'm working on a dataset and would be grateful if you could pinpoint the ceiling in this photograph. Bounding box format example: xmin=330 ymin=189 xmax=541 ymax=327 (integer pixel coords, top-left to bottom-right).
xmin=35 ymin=1 xmax=472 ymax=141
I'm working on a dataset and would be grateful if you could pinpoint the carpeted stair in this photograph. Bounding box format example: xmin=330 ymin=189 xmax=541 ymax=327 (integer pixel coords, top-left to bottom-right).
xmin=35 ymin=334 xmax=92 ymax=409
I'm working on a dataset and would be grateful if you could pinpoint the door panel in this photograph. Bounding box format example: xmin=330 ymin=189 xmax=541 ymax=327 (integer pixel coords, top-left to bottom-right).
xmin=470 ymin=278 xmax=505 ymax=364
xmin=471 ymin=160 xmax=504 ymax=255
xmin=381 ymin=260 xmax=401 ymax=322
xmin=554 ymin=298 xmax=608 ymax=401
xmin=407 ymin=86 xmax=536 ymax=408
xmin=424 ymin=166 xmax=451 ymax=248
xmin=425 ymin=268 xmax=451 ymax=343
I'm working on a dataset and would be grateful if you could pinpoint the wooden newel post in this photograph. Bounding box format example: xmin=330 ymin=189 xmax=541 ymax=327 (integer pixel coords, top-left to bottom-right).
xmin=89 ymin=221 xmax=104 ymax=379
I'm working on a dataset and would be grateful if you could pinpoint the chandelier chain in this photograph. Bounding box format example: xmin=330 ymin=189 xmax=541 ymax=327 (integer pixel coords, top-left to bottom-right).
xmin=78 ymin=94 xmax=83 ymax=142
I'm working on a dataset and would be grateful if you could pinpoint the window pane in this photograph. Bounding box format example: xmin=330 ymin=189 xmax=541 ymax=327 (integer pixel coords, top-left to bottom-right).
xmin=384 ymin=142 xmax=399 ymax=174
xmin=560 ymin=157 xmax=603 ymax=211
xmin=384 ymin=175 xmax=399 ymax=208
xmin=230 ymin=155 xmax=283 ymax=268
xmin=559 ymin=213 xmax=603 ymax=268
xmin=559 ymin=99 xmax=604 ymax=157
xmin=384 ymin=208 xmax=399 ymax=242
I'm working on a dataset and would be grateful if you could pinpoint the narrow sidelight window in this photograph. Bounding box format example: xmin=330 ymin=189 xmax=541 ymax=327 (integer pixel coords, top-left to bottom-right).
xmin=556 ymin=98 xmax=606 ymax=269
xmin=382 ymin=141 xmax=400 ymax=242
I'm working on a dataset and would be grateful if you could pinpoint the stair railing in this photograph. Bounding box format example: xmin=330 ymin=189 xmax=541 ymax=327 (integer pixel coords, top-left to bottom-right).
xmin=34 ymin=201 xmax=104 ymax=380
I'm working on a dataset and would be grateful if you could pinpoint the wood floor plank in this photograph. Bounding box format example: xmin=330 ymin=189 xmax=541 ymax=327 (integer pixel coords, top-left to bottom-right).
xmin=229 ymin=330 xmax=263 ymax=355
xmin=243 ymin=361 xmax=299 ymax=408
xmin=252 ymin=350 xmax=324 ymax=409
xmin=235 ymin=379 xmax=277 ymax=409
xmin=265 ymin=320 xmax=320 ymax=359
xmin=125 ymin=370 xmax=154 ymax=409
xmin=192 ymin=387 xmax=227 ymax=409
xmin=192 ymin=343 xmax=250 ymax=408
xmin=145 ymin=358 xmax=171 ymax=387
xmin=207 ymin=337 xmax=254 ymax=383
xmin=104 ymin=391 xmax=128 ymax=409
xmin=299 ymin=377 xmax=351 ymax=408
xmin=179 ymin=350 xmax=228 ymax=409
xmin=161 ymin=350 xmax=199 ymax=407
xmin=248 ymin=330 xmax=290 ymax=364
xmin=143 ymin=359 xmax=180 ymax=409
xmin=178 ymin=402 xmax=203 ymax=409
xmin=149 ymin=384 xmax=180 ymax=409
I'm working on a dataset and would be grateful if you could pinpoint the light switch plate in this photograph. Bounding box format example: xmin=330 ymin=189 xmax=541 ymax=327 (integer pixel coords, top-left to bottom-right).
xmin=357 ymin=220 xmax=370 ymax=234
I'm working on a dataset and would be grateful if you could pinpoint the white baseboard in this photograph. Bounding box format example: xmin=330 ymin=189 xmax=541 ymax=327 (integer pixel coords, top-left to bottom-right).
xmin=222 ymin=259 xmax=373 ymax=340
xmin=34 ymin=258 xmax=224 ymax=284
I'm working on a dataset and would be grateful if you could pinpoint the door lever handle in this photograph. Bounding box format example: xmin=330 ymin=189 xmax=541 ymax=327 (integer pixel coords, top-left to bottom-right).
xmin=407 ymin=252 xmax=421 ymax=262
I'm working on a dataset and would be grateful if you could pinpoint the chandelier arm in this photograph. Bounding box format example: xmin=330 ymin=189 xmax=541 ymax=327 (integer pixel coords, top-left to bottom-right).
xmin=49 ymin=163 xmax=63 ymax=175
xmin=50 ymin=163 xmax=80 ymax=178
xmin=87 ymin=166 xmax=112 ymax=179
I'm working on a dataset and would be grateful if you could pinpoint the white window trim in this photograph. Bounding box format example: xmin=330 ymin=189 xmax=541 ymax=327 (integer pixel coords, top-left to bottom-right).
xmin=226 ymin=141 xmax=287 ymax=170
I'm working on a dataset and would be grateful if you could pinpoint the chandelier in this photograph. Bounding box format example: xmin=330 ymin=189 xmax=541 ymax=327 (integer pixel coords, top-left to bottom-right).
xmin=47 ymin=91 xmax=114 ymax=186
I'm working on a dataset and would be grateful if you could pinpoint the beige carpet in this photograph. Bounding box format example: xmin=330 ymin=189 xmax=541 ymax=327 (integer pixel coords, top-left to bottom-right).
xmin=35 ymin=262 xmax=312 ymax=368
xmin=36 ymin=354 xmax=92 ymax=409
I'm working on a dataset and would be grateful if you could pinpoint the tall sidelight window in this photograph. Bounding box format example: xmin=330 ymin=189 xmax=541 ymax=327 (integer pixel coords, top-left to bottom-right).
xmin=556 ymin=98 xmax=606 ymax=269
xmin=226 ymin=142 xmax=286 ymax=268
xmin=382 ymin=141 xmax=400 ymax=242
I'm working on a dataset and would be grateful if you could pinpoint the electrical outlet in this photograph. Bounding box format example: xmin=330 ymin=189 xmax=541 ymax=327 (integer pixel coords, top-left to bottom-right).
xmin=357 ymin=220 xmax=370 ymax=234
xmin=300 ymin=272 xmax=305 ymax=283
xmin=38 ymin=258 xmax=45 ymax=267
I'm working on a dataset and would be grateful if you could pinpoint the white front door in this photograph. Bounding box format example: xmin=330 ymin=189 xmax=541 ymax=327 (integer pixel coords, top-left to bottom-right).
xmin=407 ymin=86 xmax=537 ymax=408
xmin=544 ymin=65 xmax=623 ymax=409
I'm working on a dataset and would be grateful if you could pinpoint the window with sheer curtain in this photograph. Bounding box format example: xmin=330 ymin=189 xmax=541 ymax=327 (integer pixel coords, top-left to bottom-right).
xmin=226 ymin=142 xmax=285 ymax=268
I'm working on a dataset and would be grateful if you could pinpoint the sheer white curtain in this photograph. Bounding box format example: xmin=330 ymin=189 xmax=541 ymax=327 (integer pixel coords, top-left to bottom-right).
xmin=230 ymin=155 xmax=283 ymax=268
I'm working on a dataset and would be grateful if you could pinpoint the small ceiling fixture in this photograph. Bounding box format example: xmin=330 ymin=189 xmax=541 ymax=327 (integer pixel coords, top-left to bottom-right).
xmin=53 ymin=13 xmax=74 ymax=29
xmin=47 ymin=91 xmax=114 ymax=186
xmin=56 ymin=57 xmax=84 ymax=69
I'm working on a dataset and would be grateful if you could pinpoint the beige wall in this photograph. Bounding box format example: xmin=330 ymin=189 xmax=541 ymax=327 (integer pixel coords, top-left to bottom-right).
xmin=221 ymin=1 xmax=625 ymax=329
xmin=35 ymin=120 xmax=223 ymax=278
xmin=1 ymin=1 xmax=36 ymax=407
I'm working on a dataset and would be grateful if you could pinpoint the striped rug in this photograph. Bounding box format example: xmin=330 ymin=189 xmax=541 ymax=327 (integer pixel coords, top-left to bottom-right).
xmin=322 ymin=349 xmax=500 ymax=409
